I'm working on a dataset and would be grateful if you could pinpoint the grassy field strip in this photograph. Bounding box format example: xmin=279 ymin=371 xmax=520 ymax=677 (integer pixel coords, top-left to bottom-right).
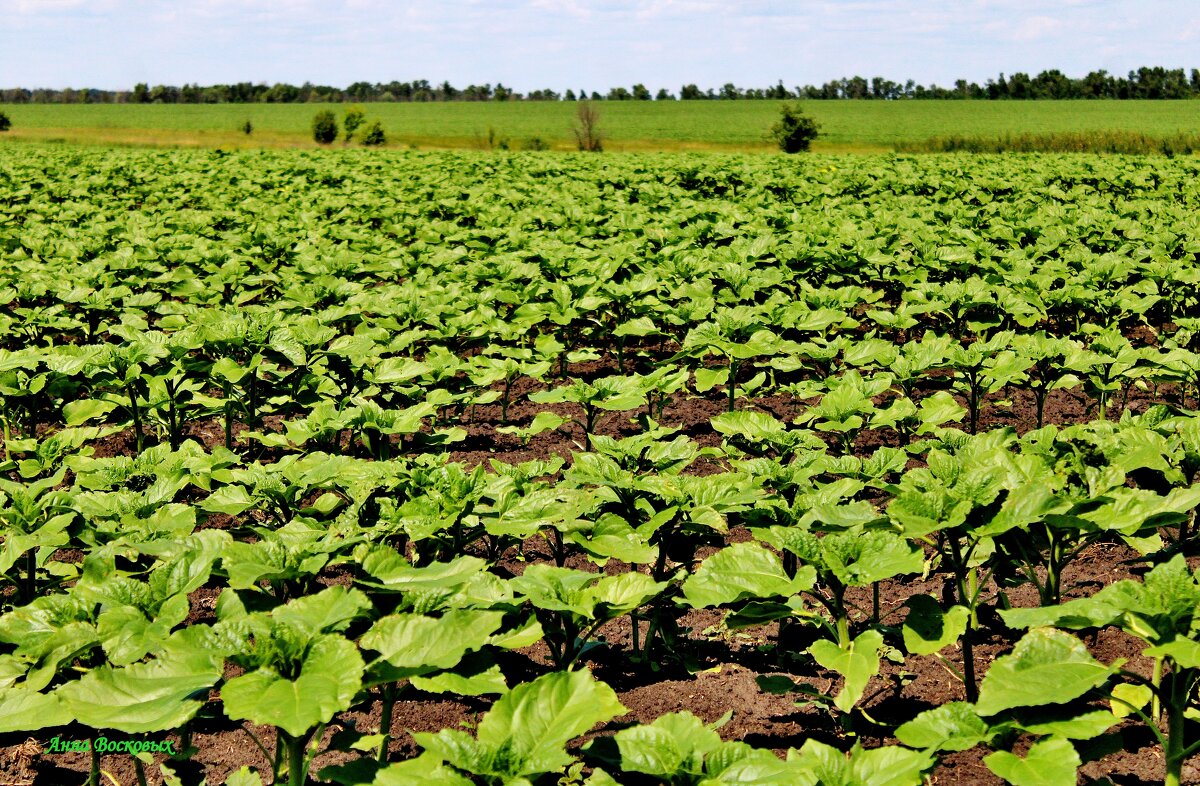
xmin=2 ymin=99 xmax=1199 ymax=151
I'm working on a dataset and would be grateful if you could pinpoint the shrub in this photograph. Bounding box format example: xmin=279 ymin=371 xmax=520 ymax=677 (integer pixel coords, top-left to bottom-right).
xmin=312 ymin=110 xmax=338 ymax=144
xmin=343 ymin=106 xmax=366 ymax=142
xmin=771 ymin=103 xmax=819 ymax=153
xmin=240 ymin=120 xmax=253 ymax=135
xmin=479 ymin=127 xmax=509 ymax=151
xmin=360 ymin=120 xmax=386 ymax=147
xmin=523 ymin=137 xmax=550 ymax=151
xmin=573 ymin=102 xmax=603 ymax=152
xmin=0 ymin=112 xmax=11 ymax=133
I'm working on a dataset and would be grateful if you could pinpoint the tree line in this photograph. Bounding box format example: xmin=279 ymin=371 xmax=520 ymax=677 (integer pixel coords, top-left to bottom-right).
xmin=3 ymin=67 xmax=1199 ymax=104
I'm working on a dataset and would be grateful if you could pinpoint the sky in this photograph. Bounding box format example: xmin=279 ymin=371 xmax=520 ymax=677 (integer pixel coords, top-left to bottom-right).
xmin=1 ymin=0 xmax=1198 ymax=92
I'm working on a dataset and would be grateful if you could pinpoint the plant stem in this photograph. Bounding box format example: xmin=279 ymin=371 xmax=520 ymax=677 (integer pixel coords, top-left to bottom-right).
xmin=727 ymin=359 xmax=739 ymax=412
xmin=126 ymin=381 xmax=144 ymax=453
xmin=23 ymin=549 xmax=36 ymax=605
xmin=1153 ymin=657 xmax=1164 ymax=723
xmin=89 ymin=742 xmax=100 ymax=786
xmin=281 ymin=730 xmax=309 ymax=786
xmin=961 ymin=625 xmax=978 ymax=704
xmin=1164 ymin=673 xmax=1187 ymax=786
xmin=223 ymin=382 xmax=233 ymax=451
xmin=378 ymin=683 xmax=397 ymax=765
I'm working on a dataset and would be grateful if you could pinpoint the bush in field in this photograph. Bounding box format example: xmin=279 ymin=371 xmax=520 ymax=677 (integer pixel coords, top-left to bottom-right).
xmin=360 ymin=120 xmax=386 ymax=146
xmin=771 ymin=103 xmax=819 ymax=153
xmin=312 ymin=110 xmax=338 ymax=144
xmin=240 ymin=120 xmax=253 ymax=135
xmin=573 ymin=101 xmax=603 ymax=152
xmin=0 ymin=112 xmax=11 ymax=132
xmin=343 ymin=105 xmax=366 ymax=142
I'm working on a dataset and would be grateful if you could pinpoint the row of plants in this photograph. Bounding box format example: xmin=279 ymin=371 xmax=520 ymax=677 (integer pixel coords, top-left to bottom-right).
xmin=2 ymin=319 xmax=1199 ymax=458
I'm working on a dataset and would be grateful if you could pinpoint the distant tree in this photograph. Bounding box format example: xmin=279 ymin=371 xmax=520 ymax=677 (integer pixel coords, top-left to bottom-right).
xmin=631 ymin=83 xmax=651 ymax=100
xmin=844 ymin=76 xmax=869 ymax=99
xmin=312 ymin=110 xmax=338 ymax=144
xmin=1008 ymin=72 xmax=1032 ymax=99
xmin=719 ymin=83 xmax=740 ymax=100
xmin=655 ymin=88 xmax=674 ymax=100
xmin=240 ymin=119 xmax=253 ymax=135
xmin=149 ymin=84 xmax=179 ymax=103
xmin=132 ymin=82 xmax=150 ymax=103
xmin=342 ymin=105 xmax=366 ymax=141
xmin=564 ymin=89 xmax=577 ymax=101
xmin=680 ymin=83 xmax=703 ymax=100
xmin=0 ymin=112 xmax=10 ymax=132
xmin=572 ymin=101 xmax=603 ymax=152
xmin=607 ymin=86 xmax=632 ymax=100
xmin=770 ymin=103 xmax=819 ymax=153
xmin=360 ymin=120 xmax=386 ymax=146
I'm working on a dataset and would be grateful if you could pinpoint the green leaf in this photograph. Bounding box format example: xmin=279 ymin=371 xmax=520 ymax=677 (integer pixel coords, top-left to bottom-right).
xmin=682 ymin=542 xmax=814 ymax=608
xmin=895 ymin=702 xmax=990 ymax=752
xmin=1012 ymin=708 xmax=1117 ymax=740
xmin=477 ymin=667 xmax=628 ymax=777
xmin=695 ymin=367 xmax=730 ymax=393
xmin=370 ymin=754 xmax=474 ymax=786
xmin=221 ymin=634 xmax=365 ymax=737
xmin=975 ymin=629 xmax=1114 ymax=717
xmin=497 ymin=411 xmax=568 ymax=437
xmin=1110 ymin=683 xmax=1153 ymax=719
xmin=57 ymin=645 xmax=221 ymax=733
xmin=710 ymin=410 xmax=787 ymax=440
xmin=808 ymin=630 xmax=884 ymax=713
xmin=613 ymin=711 xmax=722 ymax=777
xmin=699 ymin=751 xmax=814 ymax=786
xmin=224 ymin=768 xmax=265 ymax=786
xmin=271 ymin=586 xmax=372 ymax=636
xmin=369 ymin=358 xmax=433 ymax=385
xmin=410 ymin=658 xmax=507 ymax=696
xmin=63 ymin=398 xmax=118 ymax=426
xmin=201 ymin=484 xmax=255 ymax=516
xmin=361 ymin=610 xmax=504 ymax=680
xmin=0 ymin=686 xmax=71 ymax=733
xmin=791 ymin=740 xmax=933 ymax=786
xmin=567 ymin=515 xmax=658 ymax=566
xmin=902 ymin=595 xmax=969 ymax=656
xmin=984 ymin=737 xmax=1080 ymax=786
xmin=916 ymin=391 xmax=966 ymax=433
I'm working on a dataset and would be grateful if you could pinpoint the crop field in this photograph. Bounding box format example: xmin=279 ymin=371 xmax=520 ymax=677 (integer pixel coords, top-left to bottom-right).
xmin=2 ymin=99 xmax=1200 ymax=151
xmin=4 ymin=146 xmax=1200 ymax=786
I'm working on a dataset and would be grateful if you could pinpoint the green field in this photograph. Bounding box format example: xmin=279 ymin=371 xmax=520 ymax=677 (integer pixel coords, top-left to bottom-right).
xmin=2 ymin=99 xmax=1199 ymax=152
xmin=6 ymin=146 xmax=1200 ymax=786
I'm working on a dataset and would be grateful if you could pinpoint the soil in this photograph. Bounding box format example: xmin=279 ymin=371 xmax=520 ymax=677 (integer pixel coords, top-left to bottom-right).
xmin=1 ymin=361 xmax=1192 ymax=785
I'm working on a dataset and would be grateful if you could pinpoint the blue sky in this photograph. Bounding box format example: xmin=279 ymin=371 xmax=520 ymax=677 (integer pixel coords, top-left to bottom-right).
xmin=2 ymin=0 xmax=1197 ymax=92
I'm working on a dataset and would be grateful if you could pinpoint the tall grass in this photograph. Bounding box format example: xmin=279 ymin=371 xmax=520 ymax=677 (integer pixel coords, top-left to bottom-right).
xmin=898 ymin=129 xmax=1200 ymax=155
